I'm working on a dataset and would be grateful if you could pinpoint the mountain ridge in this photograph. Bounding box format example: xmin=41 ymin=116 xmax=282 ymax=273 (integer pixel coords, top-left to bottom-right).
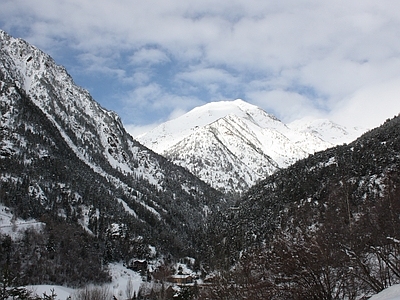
xmin=200 ymin=114 xmax=400 ymax=299
xmin=0 ymin=29 xmax=225 ymax=276
xmin=2 ymin=29 xmax=400 ymax=299
xmin=137 ymin=99 xmax=364 ymax=195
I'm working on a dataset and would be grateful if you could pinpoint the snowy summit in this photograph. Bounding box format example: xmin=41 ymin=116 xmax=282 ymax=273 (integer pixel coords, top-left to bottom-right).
xmin=137 ymin=99 xmax=363 ymax=195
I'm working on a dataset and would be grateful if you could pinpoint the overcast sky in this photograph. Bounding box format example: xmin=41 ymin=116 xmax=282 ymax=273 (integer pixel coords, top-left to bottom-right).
xmin=2 ymin=0 xmax=400 ymax=136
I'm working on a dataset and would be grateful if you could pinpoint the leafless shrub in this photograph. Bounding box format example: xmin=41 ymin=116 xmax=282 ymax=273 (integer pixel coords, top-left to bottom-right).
xmin=72 ymin=285 xmax=112 ymax=300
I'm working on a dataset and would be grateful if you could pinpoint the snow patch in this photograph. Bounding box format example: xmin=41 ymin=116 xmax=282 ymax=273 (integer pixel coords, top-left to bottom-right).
xmin=0 ymin=204 xmax=44 ymax=239
xmin=117 ymin=198 xmax=138 ymax=218
xmin=370 ymin=284 xmax=400 ymax=300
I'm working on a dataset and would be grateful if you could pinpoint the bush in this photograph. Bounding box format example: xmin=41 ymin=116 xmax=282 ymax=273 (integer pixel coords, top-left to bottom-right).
xmin=72 ymin=285 xmax=112 ymax=300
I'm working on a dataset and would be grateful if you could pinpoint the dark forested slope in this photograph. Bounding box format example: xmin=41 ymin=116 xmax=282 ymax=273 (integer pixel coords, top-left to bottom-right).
xmin=0 ymin=30 xmax=225 ymax=287
xmin=203 ymin=114 xmax=400 ymax=299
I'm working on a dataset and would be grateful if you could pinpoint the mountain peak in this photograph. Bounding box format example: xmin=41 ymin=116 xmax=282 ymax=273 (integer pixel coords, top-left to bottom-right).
xmin=137 ymin=100 xmax=364 ymax=195
xmin=1 ymin=30 xmax=225 ymax=267
xmin=190 ymin=99 xmax=279 ymax=123
xmin=137 ymin=99 xmax=282 ymax=154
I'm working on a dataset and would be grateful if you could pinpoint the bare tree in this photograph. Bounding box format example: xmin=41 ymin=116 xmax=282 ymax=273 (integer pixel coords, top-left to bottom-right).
xmin=72 ymin=286 xmax=112 ymax=300
xmin=125 ymin=277 xmax=134 ymax=300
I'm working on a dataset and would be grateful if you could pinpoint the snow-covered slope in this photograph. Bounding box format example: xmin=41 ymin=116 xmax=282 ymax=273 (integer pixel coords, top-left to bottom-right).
xmin=0 ymin=205 xmax=44 ymax=239
xmin=0 ymin=29 xmax=159 ymax=185
xmin=0 ymin=29 xmax=224 ymax=260
xmin=370 ymin=284 xmax=400 ymax=300
xmin=137 ymin=99 xmax=363 ymax=195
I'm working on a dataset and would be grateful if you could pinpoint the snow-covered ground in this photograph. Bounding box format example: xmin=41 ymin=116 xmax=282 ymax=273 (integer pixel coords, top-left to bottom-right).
xmin=0 ymin=205 xmax=44 ymax=239
xmin=26 ymin=263 xmax=143 ymax=300
xmin=20 ymin=274 xmax=400 ymax=300
xmin=370 ymin=284 xmax=400 ymax=300
xmin=107 ymin=262 xmax=143 ymax=299
xmin=3 ymin=204 xmax=400 ymax=300
xmin=3 ymin=205 xmax=400 ymax=300
xmin=25 ymin=285 xmax=74 ymax=300
xmin=1 ymin=205 xmax=143 ymax=300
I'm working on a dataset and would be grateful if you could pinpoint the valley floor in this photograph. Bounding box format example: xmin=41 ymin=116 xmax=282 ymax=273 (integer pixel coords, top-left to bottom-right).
xmin=23 ymin=277 xmax=400 ymax=300
xmin=25 ymin=263 xmax=143 ymax=300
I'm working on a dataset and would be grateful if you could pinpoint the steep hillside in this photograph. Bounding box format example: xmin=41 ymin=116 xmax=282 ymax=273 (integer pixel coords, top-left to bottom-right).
xmin=0 ymin=30 xmax=225 ymax=286
xmin=202 ymin=114 xmax=400 ymax=299
xmin=138 ymin=99 xmax=362 ymax=196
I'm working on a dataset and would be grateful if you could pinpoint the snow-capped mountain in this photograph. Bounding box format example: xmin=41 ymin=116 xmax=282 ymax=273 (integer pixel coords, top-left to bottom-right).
xmin=137 ymin=99 xmax=363 ymax=195
xmin=0 ymin=29 xmax=224 ymax=263
xmin=3 ymin=29 xmax=400 ymax=298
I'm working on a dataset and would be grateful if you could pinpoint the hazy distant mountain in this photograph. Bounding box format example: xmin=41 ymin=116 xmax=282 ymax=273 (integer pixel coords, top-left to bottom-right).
xmin=137 ymin=99 xmax=363 ymax=195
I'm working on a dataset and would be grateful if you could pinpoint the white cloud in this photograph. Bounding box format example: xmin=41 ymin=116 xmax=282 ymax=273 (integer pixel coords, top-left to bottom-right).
xmin=176 ymin=67 xmax=238 ymax=88
xmin=124 ymin=123 xmax=160 ymax=138
xmin=130 ymin=48 xmax=170 ymax=66
xmin=329 ymin=77 xmax=400 ymax=129
xmin=119 ymin=83 xmax=203 ymax=126
xmin=168 ymin=108 xmax=188 ymax=121
xmin=77 ymin=53 xmax=127 ymax=78
xmin=2 ymin=0 xmax=400 ymax=130
xmin=247 ymin=89 xmax=325 ymax=123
